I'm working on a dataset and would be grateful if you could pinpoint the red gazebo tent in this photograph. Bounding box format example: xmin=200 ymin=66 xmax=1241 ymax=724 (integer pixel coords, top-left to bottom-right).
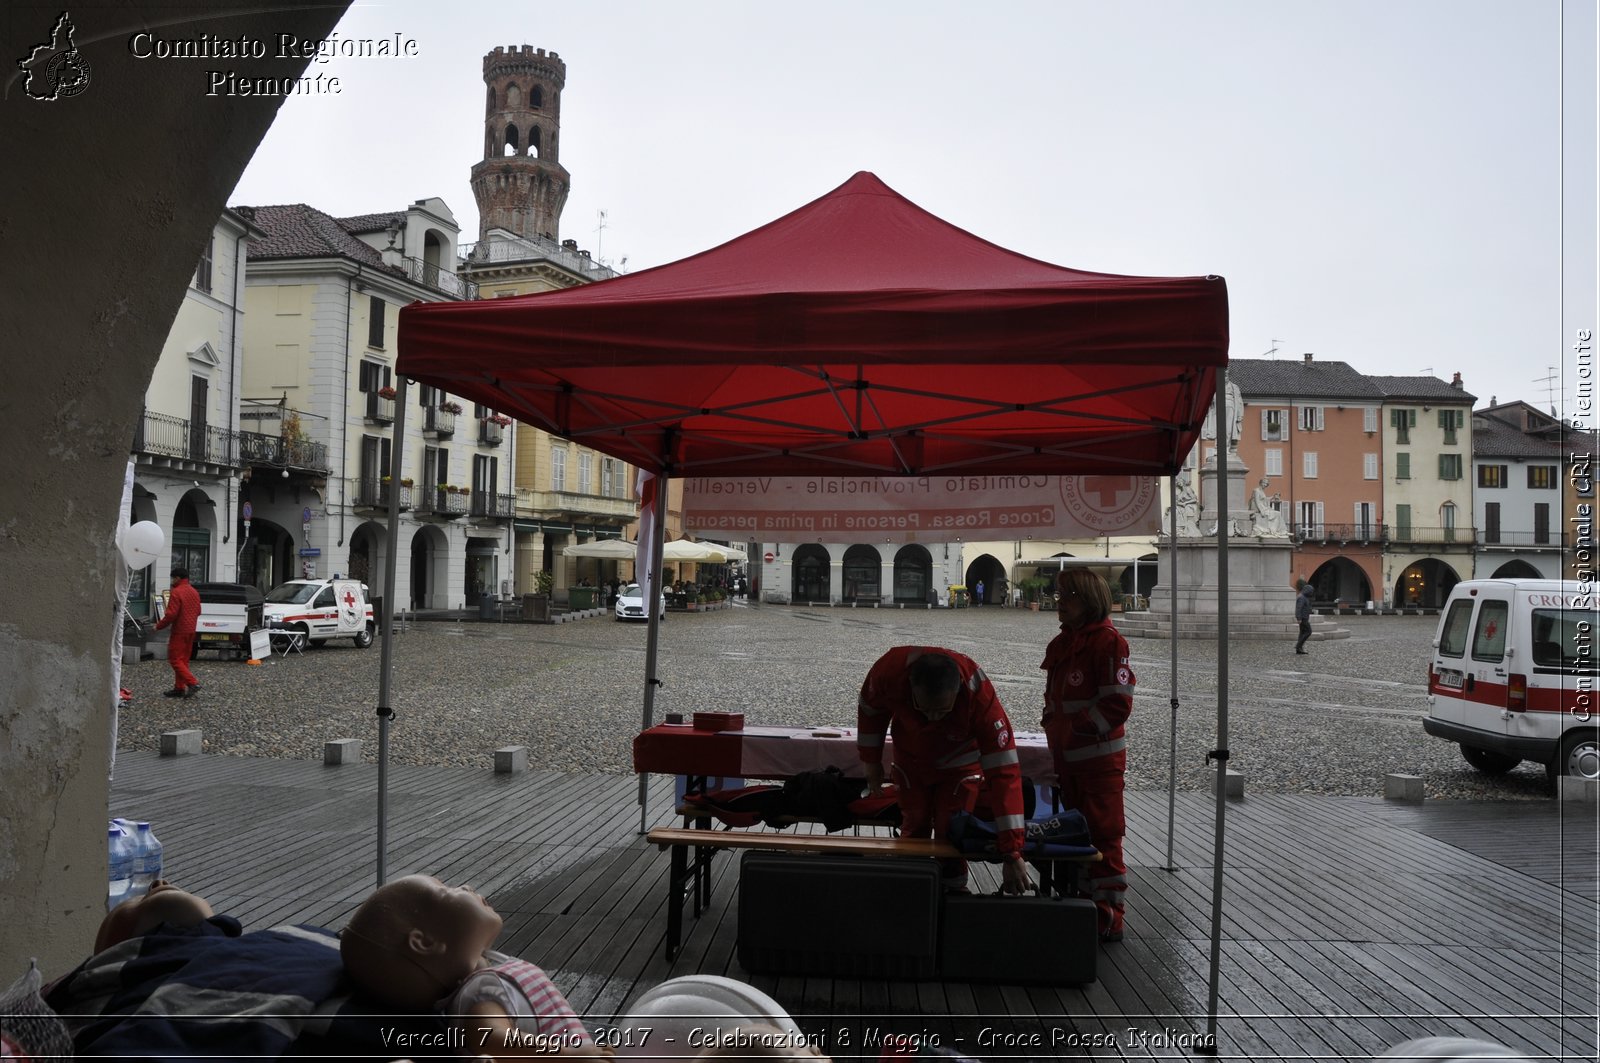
xmin=389 ymin=171 xmax=1238 ymax=1036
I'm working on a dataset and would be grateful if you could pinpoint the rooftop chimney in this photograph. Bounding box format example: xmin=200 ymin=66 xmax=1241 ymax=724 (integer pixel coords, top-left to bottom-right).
xmin=1450 ymin=372 xmax=1463 ymax=390
xmin=1303 ymin=352 xmax=1314 ymax=365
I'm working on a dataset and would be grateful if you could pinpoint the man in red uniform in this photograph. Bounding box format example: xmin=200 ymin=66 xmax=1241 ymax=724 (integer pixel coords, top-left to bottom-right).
xmin=155 ymin=566 xmax=202 ymax=698
xmin=857 ymin=646 xmax=1032 ymax=894
xmin=1041 ymin=569 xmax=1135 ymax=940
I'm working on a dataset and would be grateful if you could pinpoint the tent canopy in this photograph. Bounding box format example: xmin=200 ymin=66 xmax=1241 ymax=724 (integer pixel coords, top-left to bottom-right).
xmin=398 ymin=172 xmax=1227 ymax=480
xmin=562 ymin=539 xmax=639 ymax=560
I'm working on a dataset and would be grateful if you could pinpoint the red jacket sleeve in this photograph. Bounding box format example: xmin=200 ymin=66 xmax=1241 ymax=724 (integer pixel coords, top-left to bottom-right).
xmin=856 ymin=653 xmax=896 ymax=766
xmin=969 ymin=669 xmax=1026 ymax=856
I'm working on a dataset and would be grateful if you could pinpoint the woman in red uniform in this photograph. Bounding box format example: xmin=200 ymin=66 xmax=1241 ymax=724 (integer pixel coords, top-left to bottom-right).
xmin=1040 ymin=569 xmax=1135 ymax=941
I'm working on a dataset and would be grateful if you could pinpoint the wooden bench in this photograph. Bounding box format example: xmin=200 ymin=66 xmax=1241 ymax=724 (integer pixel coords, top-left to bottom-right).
xmin=646 ymin=825 xmax=1097 ymax=961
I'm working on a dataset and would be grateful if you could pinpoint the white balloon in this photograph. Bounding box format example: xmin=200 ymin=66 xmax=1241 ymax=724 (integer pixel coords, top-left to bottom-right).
xmin=119 ymin=521 xmax=165 ymax=569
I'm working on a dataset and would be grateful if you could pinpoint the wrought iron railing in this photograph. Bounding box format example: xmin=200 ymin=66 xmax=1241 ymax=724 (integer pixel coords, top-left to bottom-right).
xmin=480 ymin=419 xmax=504 ymax=446
xmin=133 ymin=410 xmax=237 ymax=465
xmin=1476 ymin=529 xmax=1567 ymax=548
xmin=419 ymin=488 xmax=469 ymax=517
xmin=350 ymin=478 xmax=412 ymax=511
xmin=235 ymin=429 xmax=331 ymax=475
xmin=470 ymin=492 xmax=516 ymax=519
xmin=1290 ymin=522 xmax=1385 ymax=543
xmin=401 ymin=256 xmax=478 ymax=300
xmin=425 ymin=406 xmax=457 ymax=436
xmin=365 ymin=392 xmax=396 ymax=423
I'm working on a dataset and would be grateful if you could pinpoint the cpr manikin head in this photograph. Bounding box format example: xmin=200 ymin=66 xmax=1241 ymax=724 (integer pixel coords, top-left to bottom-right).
xmin=94 ymin=880 xmax=214 ymax=953
xmin=339 ymin=874 xmax=503 ymax=1008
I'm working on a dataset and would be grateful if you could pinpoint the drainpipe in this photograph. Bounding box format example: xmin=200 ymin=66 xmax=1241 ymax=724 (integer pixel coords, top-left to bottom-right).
xmin=223 ymin=220 xmax=246 ymax=550
xmin=339 ymin=266 xmax=362 ymax=548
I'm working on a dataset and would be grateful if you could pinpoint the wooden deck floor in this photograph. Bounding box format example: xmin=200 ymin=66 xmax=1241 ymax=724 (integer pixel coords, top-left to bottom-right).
xmin=110 ymin=749 xmax=1599 ymax=1061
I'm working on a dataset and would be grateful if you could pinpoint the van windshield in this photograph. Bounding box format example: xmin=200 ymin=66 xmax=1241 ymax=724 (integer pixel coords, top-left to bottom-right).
xmin=1532 ymin=608 xmax=1600 ymax=673
xmin=266 ymin=583 xmax=318 ymax=605
xmin=1438 ymin=599 xmax=1473 ymax=658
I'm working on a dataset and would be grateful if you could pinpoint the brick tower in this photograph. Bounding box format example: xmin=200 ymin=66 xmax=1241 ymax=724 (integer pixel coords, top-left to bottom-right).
xmin=471 ymin=45 xmax=570 ymax=242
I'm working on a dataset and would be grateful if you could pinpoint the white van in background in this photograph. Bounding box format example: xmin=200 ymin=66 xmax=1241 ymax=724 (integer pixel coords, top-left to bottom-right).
xmin=262 ymin=578 xmax=374 ymax=649
xmin=1424 ymin=579 xmax=1598 ymax=784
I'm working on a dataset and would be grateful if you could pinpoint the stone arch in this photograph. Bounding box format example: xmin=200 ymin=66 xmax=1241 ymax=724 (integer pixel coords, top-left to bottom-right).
xmin=892 ymin=543 xmax=933 ymax=604
xmin=791 ymin=543 xmax=830 ymax=602
xmin=963 ymin=554 xmax=1007 ymax=604
xmin=503 ymin=123 xmax=520 ymax=155
xmin=1393 ymin=558 xmax=1463 ymax=610
xmin=347 ymin=520 xmax=389 ymax=587
xmin=410 ymin=524 xmax=450 ymax=610
xmin=1306 ymin=556 xmax=1372 ymax=605
xmin=238 ymin=515 xmax=292 ymax=594
xmin=529 ymin=125 xmax=541 ymax=158
xmin=842 ymin=544 xmax=883 ymax=603
xmin=1119 ymin=553 xmax=1161 ymax=599
xmin=506 ymin=82 xmax=520 ymax=108
xmin=1489 ymin=558 xmax=1542 ymax=579
xmin=172 ymin=488 xmax=219 ymax=581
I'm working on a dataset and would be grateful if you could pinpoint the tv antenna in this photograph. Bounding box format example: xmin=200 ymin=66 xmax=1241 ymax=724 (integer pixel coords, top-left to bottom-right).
xmin=1532 ymin=366 xmax=1560 ymax=410
xmin=1261 ymin=339 xmax=1282 ymax=358
xmin=595 ymin=209 xmax=607 ymax=262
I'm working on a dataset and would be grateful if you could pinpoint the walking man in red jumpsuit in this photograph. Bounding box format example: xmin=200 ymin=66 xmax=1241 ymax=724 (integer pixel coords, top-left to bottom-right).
xmin=857 ymin=647 xmax=1033 ymax=894
xmin=1041 ymin=569 xmax=1135 ymax=941
xmin=155 ymin=566 xmax=202 ymax=698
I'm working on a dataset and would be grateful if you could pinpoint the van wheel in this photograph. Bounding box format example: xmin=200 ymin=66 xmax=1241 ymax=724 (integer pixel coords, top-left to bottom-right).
xmin=1546 ymin=730 xmax=1600 ymax=785
xmin=352 ymin=624 xmax=374 ymax=649
xmin=1460 ymin=745 xmax=1520 ymax=775
xmin=297 ymin=623 xmax=315 ymax=649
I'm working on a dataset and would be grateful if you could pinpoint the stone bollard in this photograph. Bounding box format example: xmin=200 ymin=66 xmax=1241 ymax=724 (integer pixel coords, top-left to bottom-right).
xmin=324 ymin=739 xmax=362 ymax=766
xmin=1211 ymin=768 xmax=1244 ymax=798
xmin=494 ymin=745 xmax=528 ymax=774
xmin=160 ymin=729 xmax=202 ymax=757
xmin=1384 ymin=773 xmax=1424 ymax=802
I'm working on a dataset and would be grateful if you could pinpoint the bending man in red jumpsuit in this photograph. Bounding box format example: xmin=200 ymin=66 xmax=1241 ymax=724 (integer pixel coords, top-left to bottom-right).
xmin=857 ymin=647 xmax=1032 ymax=895
xmin=1041 ymin=569 xmax=1135 ymax=941
xmin=155 ymin=566 xmax=202 ymax=698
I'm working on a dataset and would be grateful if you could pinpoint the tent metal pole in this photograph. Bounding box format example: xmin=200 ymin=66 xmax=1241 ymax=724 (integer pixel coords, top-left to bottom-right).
xmin=1201 ymin=369 xmax=1232 ymax=1050
xmin=1165 ymin=473 xmax=1179 ymax=872
xmin=375 ymin=375 xmax=409 ymax=889
xmin=637 ymin=477 xmax=668 ymax=834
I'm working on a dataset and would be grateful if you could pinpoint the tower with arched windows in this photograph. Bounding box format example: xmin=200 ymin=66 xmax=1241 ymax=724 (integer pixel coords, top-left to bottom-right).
xmin=470 ymin=45 xmax=570 ymax=242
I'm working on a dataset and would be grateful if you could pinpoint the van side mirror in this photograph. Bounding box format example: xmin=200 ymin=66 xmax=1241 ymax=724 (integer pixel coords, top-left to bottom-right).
xmin=1430 ymin=639 xmax=1440 ymax=649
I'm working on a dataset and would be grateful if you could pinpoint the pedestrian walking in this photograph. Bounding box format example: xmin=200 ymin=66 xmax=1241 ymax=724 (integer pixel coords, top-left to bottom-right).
xmin=1295 ymin=581 xmax=1313 ymax=655
xmin=155 ymin=567 xmax=202 ymax=697
xmin=974 ymin=579 xmax=985 ymax=606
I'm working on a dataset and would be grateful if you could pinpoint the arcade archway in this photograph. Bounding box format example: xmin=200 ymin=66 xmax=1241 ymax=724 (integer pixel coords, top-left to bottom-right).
xmin=1307 ymin=557 xmax=1373 ymax=605
xmin=842 ymin=544 xmax=883 ymax=603
xmin=791 ymin=543 xmax=831 ymax=602
xmin=1393 ymin=558 xmax=1462 ymax=610
xmin=964 ymin=554 xmax=1007 ymax=605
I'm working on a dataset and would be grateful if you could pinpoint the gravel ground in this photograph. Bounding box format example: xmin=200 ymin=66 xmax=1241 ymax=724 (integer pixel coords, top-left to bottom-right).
xmin=116 ymin=605 xmax=1558 ymax=800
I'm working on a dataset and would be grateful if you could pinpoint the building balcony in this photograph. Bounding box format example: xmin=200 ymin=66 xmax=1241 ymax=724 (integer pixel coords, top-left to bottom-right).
xmin=1291 ymin=522 xmax=1385 ymax=545
xmin=401 ymin=255 xmax=478 ymax=300
xmin=1476 ymin=529 xmax=1567 ymax=549
xmin=425 ymin=405 xmax=457 ymax=437
xmin=520 ymin=487 xmax=638 ymax=523
xmin=132 ymin=409 xmax=239 ymax=472
xmin=365 ymin=392 xmax=396 ymax=425
xmin=416 ymin=487 xmax=469 ymax=519
xmin=235 ymin=429 xmax=331 ymax=477
xmin=479 ymin=419 xmax=505 ymax=446
xmin=350 ymin=477 xmax=411 ymax=512
xmin=470 ymin=492 xmax=516 ymax=520
xmin=1384 ymin=525 xmax=1477 ymax=547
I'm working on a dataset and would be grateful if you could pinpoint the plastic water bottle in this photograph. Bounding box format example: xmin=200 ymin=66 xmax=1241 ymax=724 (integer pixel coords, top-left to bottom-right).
xmin=107 ymin=826 xmax=133 ymax=910
xmin=128 ymin=822 xmax=162 ymax=899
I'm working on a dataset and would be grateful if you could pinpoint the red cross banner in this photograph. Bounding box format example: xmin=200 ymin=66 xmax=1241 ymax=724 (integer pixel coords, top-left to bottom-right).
xmin=682 ymin=475 xmax=1160 ymax=543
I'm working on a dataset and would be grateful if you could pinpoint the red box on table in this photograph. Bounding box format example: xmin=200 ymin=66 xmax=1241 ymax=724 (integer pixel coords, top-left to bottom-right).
xmin=693 ymin=711 xmax=745 ymax=733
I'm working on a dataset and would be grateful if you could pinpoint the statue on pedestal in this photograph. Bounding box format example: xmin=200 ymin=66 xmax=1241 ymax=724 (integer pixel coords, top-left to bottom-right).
xmin=1201 ymin=378 xmax=1245 ymax=454
xmin=1167 ymin=470 xmax=1202 ymax=537
xmin=1248 ymin=477 xmax=1290 ymax=537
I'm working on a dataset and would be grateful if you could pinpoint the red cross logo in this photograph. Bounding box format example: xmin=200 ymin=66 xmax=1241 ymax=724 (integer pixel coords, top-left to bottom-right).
xmin=1484 ymin=619 xmax=1497 ymax=640
xmin=343 ymin=590 xmax=357 ymax=608
xmin=1081 ymin=476 xmax=1133 ymax=508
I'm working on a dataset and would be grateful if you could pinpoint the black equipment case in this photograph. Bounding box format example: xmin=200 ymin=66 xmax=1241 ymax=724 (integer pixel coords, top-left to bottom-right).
xmin=737 ymin=851 xmax=940 ymax=979
xmin=939 ymin=893 xmax=1098 ymax=984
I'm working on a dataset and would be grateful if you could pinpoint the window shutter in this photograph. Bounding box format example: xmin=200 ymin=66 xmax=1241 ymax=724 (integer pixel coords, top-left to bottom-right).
xmin=1316 ymin=407 xmax=1325 ymax=431
xmin=1408 ymin=409 xmax=1417 ymax=427
xmin=1261 ymin=409 xmax=1270 ymax=439
xmin=1396 ymin=453 xmax=1410 ymax=479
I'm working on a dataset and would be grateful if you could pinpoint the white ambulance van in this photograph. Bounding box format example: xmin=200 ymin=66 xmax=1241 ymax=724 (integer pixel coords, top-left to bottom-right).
xmin=1424 ymin=579 xmax=1598 ymax=783
xmin=262 ymin=578 xmax=375 ymax=649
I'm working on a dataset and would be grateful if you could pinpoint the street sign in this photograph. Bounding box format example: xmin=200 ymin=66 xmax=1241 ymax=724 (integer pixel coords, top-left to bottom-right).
xmin=763 ymin=551 xmax=775 ymax=563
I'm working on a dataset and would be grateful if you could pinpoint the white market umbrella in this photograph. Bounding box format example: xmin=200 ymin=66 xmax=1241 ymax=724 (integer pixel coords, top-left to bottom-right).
xmin=562 ymin=538 xmax=638 ymax=560
xmin=660 ymin=539 xmax=727 ymax=563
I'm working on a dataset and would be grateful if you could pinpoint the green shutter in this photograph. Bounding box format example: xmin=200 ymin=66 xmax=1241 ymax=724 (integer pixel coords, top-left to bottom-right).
xmin=1396 ymin=453 xmax=1410 ymax=479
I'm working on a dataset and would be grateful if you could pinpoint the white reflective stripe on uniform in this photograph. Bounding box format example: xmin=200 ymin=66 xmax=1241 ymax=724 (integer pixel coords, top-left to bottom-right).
xmin=1058 ymin=736 xmax=1127 ymax=761
xmin=858 ymin=698 xmax=886 ymax=716
xmin=1087 ymin=706 xmax=1111 ymax=733
xmin=981 ymin=748 xmax=1020 ymax=769
xmin=968 ymin=670 xmax=985 ymax=691
xmin=995 ymin=814 xmax=1025 ymax=831
xmin=933 ymin=746 xmax=981 ymax=770
xmin=857 ymin=733 xmax=884 ymax=748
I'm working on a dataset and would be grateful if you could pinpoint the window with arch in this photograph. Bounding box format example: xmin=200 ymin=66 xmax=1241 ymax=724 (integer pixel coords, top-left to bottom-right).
xmin=1440 ymin=502 xmax=1457 ymax=541
xmin=503 ymin=124 xmax=520 ymax=156
xmin=485 ymin=85 xmax=496 ymax=112
xmin=531 ymin=84 xmax=543 ymax=108
xmin=506 ymin=83 xmax=520 ymax=108
xmin=529 ymin=126 xmax=541 ymax=158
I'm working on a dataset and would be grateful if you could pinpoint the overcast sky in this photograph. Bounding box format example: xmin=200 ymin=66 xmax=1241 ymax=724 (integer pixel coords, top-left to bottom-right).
xmin=231 ymin=0 xmax=1597 ymax=419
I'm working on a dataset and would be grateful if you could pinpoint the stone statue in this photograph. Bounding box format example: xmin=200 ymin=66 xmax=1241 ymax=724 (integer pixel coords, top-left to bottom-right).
xmin=1201 ymin=378 xmax=1245 ymax=453
xmin=1167 ymin=470 xmax=1202 ymax=537
xmin=1248 ymin=477 xmax=1290 ymax=537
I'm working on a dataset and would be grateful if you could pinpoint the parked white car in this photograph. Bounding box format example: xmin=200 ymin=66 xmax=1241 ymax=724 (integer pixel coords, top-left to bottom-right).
xmin=262 ymin=578 xmax=374 ymax=648
xmin=614 ymin=583 xmax=667 ymax=622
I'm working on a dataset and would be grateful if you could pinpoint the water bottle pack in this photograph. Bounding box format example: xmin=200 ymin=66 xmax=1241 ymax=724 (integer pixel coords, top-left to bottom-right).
xmin=107 ymin=818 xmax=163 ymax=910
